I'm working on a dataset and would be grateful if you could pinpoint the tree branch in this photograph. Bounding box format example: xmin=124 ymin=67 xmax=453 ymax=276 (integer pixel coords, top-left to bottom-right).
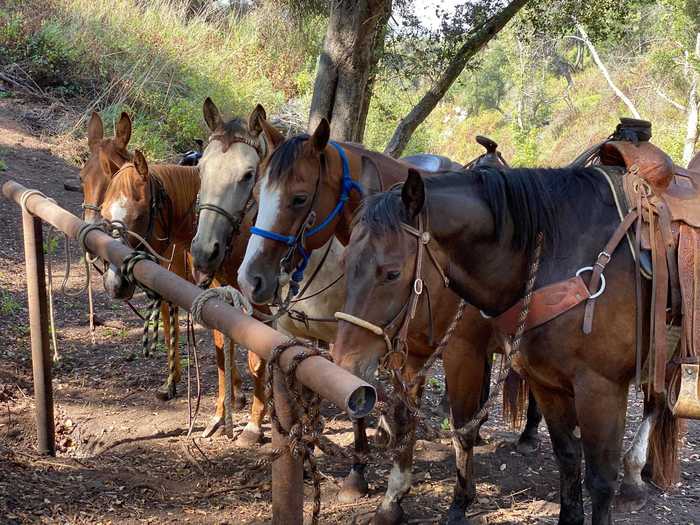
xmin=384 ymin=0 xmax=531 ymax=158
xmin=656 ymin=87 xmax=686 ymax=112
xmin=576 ymin=23 xmax=641 ymax=119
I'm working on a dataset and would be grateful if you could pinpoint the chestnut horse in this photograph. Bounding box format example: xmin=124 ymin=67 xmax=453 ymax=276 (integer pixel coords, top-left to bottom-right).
xmin=99 ymin=148 xmax=267 ymax=443
xmin=233 ymin=118 xmax=543 ymax=518
xmin=333 ymin=166 xmax=683 ymax=525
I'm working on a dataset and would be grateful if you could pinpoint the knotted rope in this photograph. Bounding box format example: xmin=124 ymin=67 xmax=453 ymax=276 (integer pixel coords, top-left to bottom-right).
xmin=191 ymin=286 xmax=253 ymax=437
xmin=120 ymin=251 xmax=162 ymax=357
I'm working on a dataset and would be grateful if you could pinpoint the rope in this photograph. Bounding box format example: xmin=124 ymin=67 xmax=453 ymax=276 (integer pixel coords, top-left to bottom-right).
xmin=19 ymin=190 xmax=53 ymax=214
xmin=454 ymin=232 xmax=544 ymax=439
xmin=191 ymin=286 xmax=253 ymax=437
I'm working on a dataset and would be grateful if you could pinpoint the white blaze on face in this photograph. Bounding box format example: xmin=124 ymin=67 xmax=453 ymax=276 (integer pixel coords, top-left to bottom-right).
xmin=107 ymin=195 xmax=128 ymax=223
xmin=239 ymin=176 xmax=281 ymax=291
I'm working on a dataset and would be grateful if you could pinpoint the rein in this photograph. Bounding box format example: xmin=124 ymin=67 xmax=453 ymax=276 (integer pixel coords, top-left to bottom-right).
xmin=250 ymin=141 xmax=363 ymax=295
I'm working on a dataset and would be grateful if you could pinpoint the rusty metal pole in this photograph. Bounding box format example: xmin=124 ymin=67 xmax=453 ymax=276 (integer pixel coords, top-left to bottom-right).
xmin=21 ymin=208 xmax=55 ymax=455
xmin=271 ymin=372 xmax=304 ymax=525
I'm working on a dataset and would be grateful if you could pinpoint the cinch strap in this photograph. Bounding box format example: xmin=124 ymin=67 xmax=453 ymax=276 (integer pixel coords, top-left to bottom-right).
xmin=250 ymin=141 xmax=363 ymax=285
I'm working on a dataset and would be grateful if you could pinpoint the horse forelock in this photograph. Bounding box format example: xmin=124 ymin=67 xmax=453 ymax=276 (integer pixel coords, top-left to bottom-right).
xmin=265 ymin=134 xmax=310 ymax=186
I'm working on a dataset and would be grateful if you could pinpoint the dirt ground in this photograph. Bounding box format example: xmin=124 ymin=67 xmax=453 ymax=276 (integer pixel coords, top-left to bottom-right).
xmin=0 ymin=96 xmax=698 ymax=525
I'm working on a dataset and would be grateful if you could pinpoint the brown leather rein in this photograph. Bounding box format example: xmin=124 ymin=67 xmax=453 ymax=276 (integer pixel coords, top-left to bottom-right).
xmin=334 ymin=211 xmax=450 ymax=370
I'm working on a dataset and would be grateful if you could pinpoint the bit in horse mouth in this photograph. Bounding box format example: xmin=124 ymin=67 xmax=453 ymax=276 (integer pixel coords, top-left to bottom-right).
xmin=192 ymin=268 xmax=214 ymax=289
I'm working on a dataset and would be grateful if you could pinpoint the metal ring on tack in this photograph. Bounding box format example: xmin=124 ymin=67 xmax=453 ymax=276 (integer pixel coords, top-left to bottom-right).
xmin=576 ymin=266 xmax=606 ymax=299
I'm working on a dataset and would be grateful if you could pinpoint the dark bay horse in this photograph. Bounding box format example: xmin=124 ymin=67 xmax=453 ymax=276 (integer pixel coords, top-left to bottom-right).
xmin=333 ymin=166 xmax=682 ymax=525
xmin=99 ymin=150 xmax=267 ymax=443
xmin=233 ymin=118 xmax=542 ymax=516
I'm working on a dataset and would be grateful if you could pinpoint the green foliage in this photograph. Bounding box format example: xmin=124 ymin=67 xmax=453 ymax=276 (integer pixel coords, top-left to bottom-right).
xmin=0 ymin=290 xmax=21 ymax=316
xmin=43 ymin=235 xmax=59 ymax=256
xmin=0 ymin=159 xmax=6 ymax=171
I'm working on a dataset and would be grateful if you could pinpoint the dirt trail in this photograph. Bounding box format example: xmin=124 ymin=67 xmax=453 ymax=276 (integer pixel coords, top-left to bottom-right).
xmin=0 ymin=97 xmax=698 ymax=524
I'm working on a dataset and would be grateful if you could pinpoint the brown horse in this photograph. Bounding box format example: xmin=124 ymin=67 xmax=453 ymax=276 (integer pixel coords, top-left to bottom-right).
xmin=333 ymin=166 xmax=683 ymax=525
xmin=99 ymin=149 xmax=267 ymax=443
xmin=235 ymin=119 xmax=543 ymax=519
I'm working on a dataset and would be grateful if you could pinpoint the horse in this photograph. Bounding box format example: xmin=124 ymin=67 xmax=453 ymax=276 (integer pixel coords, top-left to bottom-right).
xmin=228 ymin=117 xmax=542 ymax=515
xmin=98 ymin=148 xmax=267 ymax=443
xmin=331 ymin=165 xmax=683 ymax=525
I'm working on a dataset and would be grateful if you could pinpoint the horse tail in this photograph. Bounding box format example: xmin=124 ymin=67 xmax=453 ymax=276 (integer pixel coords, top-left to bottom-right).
xmin=502 ymin=369 xmax=528 ymax=430
xmin=647 ymin=394 xmax=683 ymax=488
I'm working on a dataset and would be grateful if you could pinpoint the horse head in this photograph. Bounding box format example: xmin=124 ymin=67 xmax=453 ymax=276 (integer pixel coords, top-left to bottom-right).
xmin=190 ymin=98 xmax=268 ymax=282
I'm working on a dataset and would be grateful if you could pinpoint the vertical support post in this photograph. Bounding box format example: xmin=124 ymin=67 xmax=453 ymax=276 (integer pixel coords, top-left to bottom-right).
xmin=22 ymin=208 xmax=55 ymax=456
xmin=271 ymin=371 xmax=304 ymax=525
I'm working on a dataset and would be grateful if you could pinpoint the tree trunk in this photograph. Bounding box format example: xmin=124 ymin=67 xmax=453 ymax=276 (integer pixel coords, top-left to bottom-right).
xmin=577 ymin=23 xmax=641 ymax=119
xmin=383 ymin=0 xmax=530 ymax=158
xmin=683 ymin=33 xmax=700 ymax=166
xmin=308 ymin=0 xmax=392 ymax=142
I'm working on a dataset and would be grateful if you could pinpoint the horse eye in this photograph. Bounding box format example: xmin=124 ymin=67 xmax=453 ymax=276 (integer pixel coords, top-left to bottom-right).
xmin=386 ymin=270 xmax=401 ymax=282
xmin=242 ymin=170 xmax=254 ymax=182
xmin=291 ymin=194 xmax=308 ymax=208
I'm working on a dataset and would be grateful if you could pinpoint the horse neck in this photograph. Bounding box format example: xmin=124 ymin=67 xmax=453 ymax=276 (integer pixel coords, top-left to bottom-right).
xmin=150 ymin=164 xmax=200 ymax=242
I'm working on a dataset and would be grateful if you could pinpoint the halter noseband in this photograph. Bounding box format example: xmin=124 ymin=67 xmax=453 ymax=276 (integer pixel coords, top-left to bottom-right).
xmin=334 ymin=209 xmax=449 ymax=370
xmin=249 ymin=141 xmax=363 ymax=292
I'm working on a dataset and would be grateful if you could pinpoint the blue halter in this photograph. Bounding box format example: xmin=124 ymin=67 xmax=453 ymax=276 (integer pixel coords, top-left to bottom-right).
xmin=250 ymin=141 xmax=363 ymax=288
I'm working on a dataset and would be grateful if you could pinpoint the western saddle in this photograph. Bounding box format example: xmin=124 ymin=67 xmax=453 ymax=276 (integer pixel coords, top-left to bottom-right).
xmin=590 ymin=118 xmax=700 ymax=418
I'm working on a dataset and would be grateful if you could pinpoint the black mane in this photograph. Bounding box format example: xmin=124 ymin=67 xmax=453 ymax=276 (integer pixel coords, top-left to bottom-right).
xmin=359 ymin=166 xmax=605 ymax=253
xmin=267 ymin=134 xmax=310 ymax=183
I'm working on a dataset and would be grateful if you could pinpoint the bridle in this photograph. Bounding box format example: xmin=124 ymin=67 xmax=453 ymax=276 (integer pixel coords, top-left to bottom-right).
xmin=195 ymin=134 xmax=264 ymax=240
xmin=334 ymin=207 xmax=449 ymax=371
xmin=249 ymin=141 xmax=363 ymax=295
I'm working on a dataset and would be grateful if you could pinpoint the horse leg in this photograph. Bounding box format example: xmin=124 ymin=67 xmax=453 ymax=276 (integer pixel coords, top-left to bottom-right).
xmin=473 ymin=354 xmax=492 ymax=446
xmin=443 ymin=343 xmax=487 ymax=525
xmin=202 ymin=330 xmax=243 ymax=438
xmin=235 ymin=349 xmax=266 ymax=447
xmin=337 ymin=417 xmax=370 ymax=503
xmin=373 ymin=356 xmax=426 ymax=525
xmin=156 ymin=303 xmax=179 ymax=400
xmin=529 ymin=382 xmax=584 ymax=525
xmin=574 ymin=380 xmax=627 ymax=525
xmin=615 ymin=397 xmax=655 ymax=512
xmin=516 ymin=390 xmax=543 ymax=455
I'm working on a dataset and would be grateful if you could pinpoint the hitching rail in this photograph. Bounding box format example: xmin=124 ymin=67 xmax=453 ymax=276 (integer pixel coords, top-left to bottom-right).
xmin=3 ymin=180 xmax=376 ymax=525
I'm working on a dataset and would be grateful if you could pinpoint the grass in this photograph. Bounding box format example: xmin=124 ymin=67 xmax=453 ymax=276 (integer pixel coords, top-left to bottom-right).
xmin=1 ymin=290 xmax=21 ymax=316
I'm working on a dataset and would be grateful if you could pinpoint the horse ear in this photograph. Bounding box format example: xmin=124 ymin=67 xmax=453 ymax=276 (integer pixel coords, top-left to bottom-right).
xmin=203 ymin=97 xmax=224 ymax=132
xmin=401 ymin=169 xmax=425 ymax=218
xmin=133 ymin=150 xmax=149 ymax=180
xmin=248 ymin=104 xmax=267 ymax=136
xmin=115 ymin=112 xmax=132 ymax=151
xmin=87 ymin=112 xmax=104 ymax=149
xmin=360 ymin=156 xmax=383 ymax=195
xmin=310 ymin=118 xmax=330 ymax=152
xmin=259 ymin=115 xmax=285 ymax=151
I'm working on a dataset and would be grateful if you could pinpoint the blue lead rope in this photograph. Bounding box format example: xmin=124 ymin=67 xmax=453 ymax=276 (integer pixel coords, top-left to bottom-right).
xmin=250 ymin=141 xmax=363 ymax=287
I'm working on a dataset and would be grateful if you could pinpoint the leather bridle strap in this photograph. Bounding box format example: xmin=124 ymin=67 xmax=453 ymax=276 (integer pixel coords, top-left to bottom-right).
xmin=196 ymin=202 xmax=242 ymax=232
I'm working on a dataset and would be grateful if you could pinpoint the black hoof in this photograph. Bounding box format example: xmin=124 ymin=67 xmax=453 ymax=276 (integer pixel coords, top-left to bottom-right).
xmin=516 ymin=435 xmax=539 ymax=456
xmin=615 ymin=482 xmax=648 ymax=512
xmin=337 ymin=469 xmax=368 ymax=503
xmin=372 ymin=502 xmax=404 ymax=525
xmin=155 ymin=382 xmax=176 ymax=401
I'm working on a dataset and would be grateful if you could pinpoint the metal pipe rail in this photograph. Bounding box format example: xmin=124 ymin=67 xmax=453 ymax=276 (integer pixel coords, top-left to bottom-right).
xmin=3 ymin=180 xmax=376 ymax=524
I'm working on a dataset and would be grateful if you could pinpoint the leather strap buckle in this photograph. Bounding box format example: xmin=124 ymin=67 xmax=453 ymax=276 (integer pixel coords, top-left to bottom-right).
xmin=576 ymin=266 xmax=606 ymax=299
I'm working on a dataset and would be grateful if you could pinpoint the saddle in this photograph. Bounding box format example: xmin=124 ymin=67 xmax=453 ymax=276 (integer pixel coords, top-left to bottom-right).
xmin=592 ymin=118 xmax=700 ymax=417
xmin=464 ymin=135 xmax=509 ymax=169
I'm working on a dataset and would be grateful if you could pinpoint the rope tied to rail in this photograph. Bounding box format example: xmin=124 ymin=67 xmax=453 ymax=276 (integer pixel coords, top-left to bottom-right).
xmin=192 ymin=286 xmax=253 ymax=437
xmin=454 ymin=232 xmax=544 ymax=440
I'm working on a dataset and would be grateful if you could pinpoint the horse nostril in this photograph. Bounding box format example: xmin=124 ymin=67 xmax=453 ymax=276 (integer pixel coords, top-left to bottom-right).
xmin=253 ymin=275 xmax=263 ymax=294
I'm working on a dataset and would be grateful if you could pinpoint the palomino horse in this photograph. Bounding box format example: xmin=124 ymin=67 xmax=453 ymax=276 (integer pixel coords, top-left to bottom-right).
xmin=332 ymin=166 xmax=683 ymax=525
xmin=231 ymin=118 xmax=542 ymax=516
xmin=99 ymin=149 xmax=267 ymax=443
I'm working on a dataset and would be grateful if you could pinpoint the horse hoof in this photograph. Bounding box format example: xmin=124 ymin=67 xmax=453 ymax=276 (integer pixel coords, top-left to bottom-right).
xmin=372 ymin=502 xmax=404 ymax=525
xmin=155 ymin=383 xmax=176 ymax=401
xmin=615 ymin=483 xmax=648 ymax=512
xmin=234 ymin=429 xmax=263 ymax=448
xmin=337 ymin=469 xmax=368 ymax=503
xmin=516 ymin=435 xmax=539 ymax=456
xmin=201 ymin=416 xmax=224 ymax=438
